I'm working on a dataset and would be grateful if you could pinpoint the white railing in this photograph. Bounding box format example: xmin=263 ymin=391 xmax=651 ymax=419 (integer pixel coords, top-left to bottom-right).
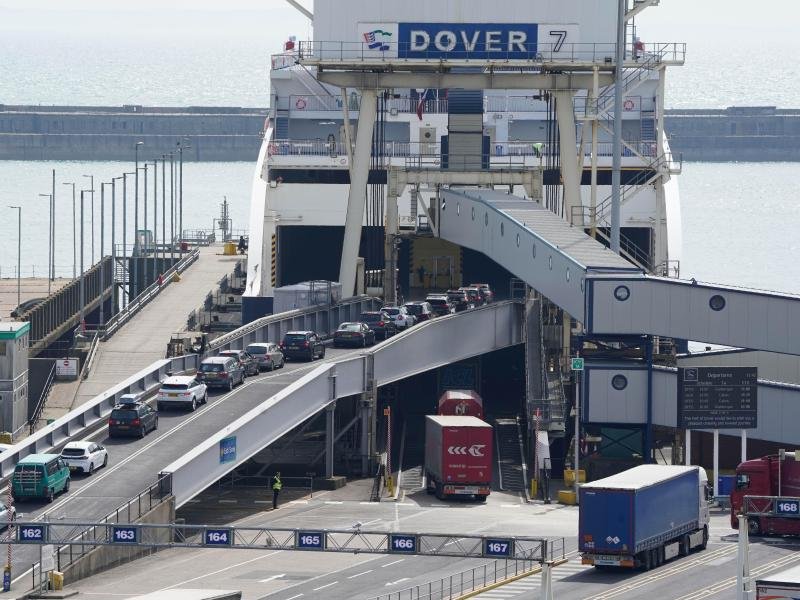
xmin=285 ymin=94 xmax=448 ymax=115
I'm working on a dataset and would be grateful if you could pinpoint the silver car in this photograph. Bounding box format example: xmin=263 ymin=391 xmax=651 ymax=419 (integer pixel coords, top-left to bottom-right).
xmin=0 ymin=500 xmax=15 ymax=530
xmin=246 ymin=343 xmax=285 ymax=371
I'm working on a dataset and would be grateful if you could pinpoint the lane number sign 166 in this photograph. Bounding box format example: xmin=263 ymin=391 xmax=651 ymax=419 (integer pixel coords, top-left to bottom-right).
xmin=296 ymin=531 xmax=325 ymax=550
xmin=484 ymin=538 xmax=514 ymax=557
xmin=776 ymin=499 xmax=800 ymax=515
xmin=18 ymin=525 xmax=46 ymax=543
xmin=389 ymin=534 xmax=417 ymax=553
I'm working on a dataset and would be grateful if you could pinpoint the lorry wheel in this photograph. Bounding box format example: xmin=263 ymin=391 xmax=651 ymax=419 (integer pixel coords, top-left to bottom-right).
xmin=747 ymin=519 xmax=760 ymax=536
xmin=640 ymin=550 xmax=652 ymax=571
xmin=47 ymin=488 xmax=54 ymax=504
xmin=434 ymin=482 xmax=445 ymax=501
xmin=701 ymin=526 xmax=709 ymax=549
xmin=476 ymin=495 xmax=488 ymax=503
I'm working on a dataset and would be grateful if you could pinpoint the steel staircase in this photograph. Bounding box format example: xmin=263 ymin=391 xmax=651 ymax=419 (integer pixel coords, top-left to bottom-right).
xmin=494 ymin=418 xmax=526 ymax=493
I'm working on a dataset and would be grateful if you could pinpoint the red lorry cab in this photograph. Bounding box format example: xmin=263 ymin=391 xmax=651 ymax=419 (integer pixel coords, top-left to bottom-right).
xmin=438 ymin=390 xmax=484 ymax=420
xmin=731 ymin=454 xmax=800 ymax=535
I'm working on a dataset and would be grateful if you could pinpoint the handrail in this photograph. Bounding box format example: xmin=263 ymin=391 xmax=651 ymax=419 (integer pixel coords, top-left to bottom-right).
xmin=102 ymin=247 xmax=200 ymax=340
xmin=28 ymin=363 xmax=56 ymax=434
xmin=80 ymin=332 xmax=101 ymax=380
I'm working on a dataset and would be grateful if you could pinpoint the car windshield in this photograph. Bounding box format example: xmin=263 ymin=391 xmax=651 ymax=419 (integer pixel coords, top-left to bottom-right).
xmin=428 ymin=298 xmax=447 ymax=305
xmin=339 ymin=324 xmax=361 ymax=331
xmin=111 ymin=408 xmax=138 ymax=419
xmin=284 ymin=334 xmax=308 ymax=341
xmin=246 ymin=346 xmax=267 ymax=354
xmin=201 ymin=364 xmax=224 ymax=372
xmin=161 ymin=383 xmax=189 ymax=391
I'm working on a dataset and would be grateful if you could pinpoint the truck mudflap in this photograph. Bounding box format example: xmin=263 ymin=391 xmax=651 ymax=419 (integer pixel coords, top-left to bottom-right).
xmin=444 ymin=485 xmax=490 ymax=496
xmin=581 ymin=554 xmax=635 ymax=568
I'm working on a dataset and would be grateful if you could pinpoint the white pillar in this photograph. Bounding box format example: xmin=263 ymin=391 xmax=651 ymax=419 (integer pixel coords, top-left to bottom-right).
xmin=685 ymin=429 xmax=691 ymax=466
xmin=741 ymin=430 xmax=747 ymax=464
xmin=540 ymin=562 xmax=553 ymax=600
xmin=553 ymin=90 xmax=581 ymax=220
xmin=713 ymin=429 xmax=720 ymax=499
xmin=339 ymin=88 xmax=377 ymax=296
xmin=736 ymin=514 xmax=752 ymax=600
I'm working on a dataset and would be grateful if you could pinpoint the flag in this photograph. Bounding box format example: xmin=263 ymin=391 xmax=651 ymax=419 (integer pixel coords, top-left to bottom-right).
xmin=416 ymin=89 xmax=427 ymax=121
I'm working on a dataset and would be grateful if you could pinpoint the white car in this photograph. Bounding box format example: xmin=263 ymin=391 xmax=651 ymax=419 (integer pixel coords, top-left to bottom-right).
xmin=0 ymin=500 xmax=15 ymax=530
xmin=61 ymin=441 xmax=108 ymax=475
xmin=381 ymin=306 xmax=416 ymax=330
xmin=157 ymin=375 xmax=208 ymax=411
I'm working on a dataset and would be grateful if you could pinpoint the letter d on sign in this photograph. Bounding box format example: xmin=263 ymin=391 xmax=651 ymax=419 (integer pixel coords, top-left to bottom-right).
xmin=410 ymin=31 xmax=430 ymax=51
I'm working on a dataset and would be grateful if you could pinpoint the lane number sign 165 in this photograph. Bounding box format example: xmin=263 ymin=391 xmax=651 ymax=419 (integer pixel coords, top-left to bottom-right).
xmin=296 ymin=531 xmax=325 ymax=550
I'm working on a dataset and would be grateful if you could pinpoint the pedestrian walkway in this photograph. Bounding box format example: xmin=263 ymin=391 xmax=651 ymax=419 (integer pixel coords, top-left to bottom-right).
xmin=0 ymin=276 xmax=71 ymax=320
xmin=472 ymin=559 xmax=592 ymax=599
xmin=42 ymin=245 xmax=240 ymax=421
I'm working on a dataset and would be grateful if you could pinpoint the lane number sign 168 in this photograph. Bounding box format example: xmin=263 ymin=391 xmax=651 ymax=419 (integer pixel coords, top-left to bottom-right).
xmin=484 ymin=538 xmax=513 ymax=557
xmin=389 ymin=534 xmax=417 ymax=553
xmin=296 ymin=531 xmax=325 ymax=550
xmin=776 ymin=499 xmax=800 ymax=515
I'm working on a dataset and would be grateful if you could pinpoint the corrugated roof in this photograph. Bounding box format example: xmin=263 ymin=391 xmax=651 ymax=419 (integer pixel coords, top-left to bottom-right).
xmin=426 ymin=415 xmax=491 ymax=427
xmin=581 ymin=465 xmax=699 ymax=490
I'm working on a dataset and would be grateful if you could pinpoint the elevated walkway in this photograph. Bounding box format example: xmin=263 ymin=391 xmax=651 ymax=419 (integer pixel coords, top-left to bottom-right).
xmin=439 ymin=188 xmax=800 ymax=356
xmin=161 ymin=301 xmax=524 ymax=507
xmin=46 ymin=245 xmax=238 ymax=420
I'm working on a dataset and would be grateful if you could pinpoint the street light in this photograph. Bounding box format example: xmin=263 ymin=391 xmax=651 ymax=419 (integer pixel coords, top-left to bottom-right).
xmin=82 ymin=175 xmax=95 ymax=264
xmin=8 ymin=206 xmax=21 ymax=311
xmin=62 ymin=182 xmax=77 ymax=279
xmin=112 ymin=176 xmax=124 ymax=314
xmin=176 ymin=138 xmax=190 ymax=254
xmin=134 ymin=141 xmax=144 ymax=299
xmin=38 ymin=193 xmax=53 ymax=295
xmin=121 ymin=171 xmax=135 ymax=308
xmin=79 ymin=190 xmax=86 ymax=332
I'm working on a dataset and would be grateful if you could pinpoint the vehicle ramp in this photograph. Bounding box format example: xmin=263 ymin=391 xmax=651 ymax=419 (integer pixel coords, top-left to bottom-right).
xmin=439 ymin=188 xmax=800 ymax=355
xmin=160 ymin=301 xmax=524 ymax=507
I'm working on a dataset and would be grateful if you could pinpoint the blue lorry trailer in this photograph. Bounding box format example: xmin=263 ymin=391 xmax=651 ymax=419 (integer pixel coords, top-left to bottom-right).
xmin=579 ymin=465 xmax=710 ymax=570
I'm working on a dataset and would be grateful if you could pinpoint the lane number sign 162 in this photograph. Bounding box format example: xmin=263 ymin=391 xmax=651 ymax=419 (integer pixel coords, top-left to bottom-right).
xmin=18 ymin=525 xmax=46 ymax=543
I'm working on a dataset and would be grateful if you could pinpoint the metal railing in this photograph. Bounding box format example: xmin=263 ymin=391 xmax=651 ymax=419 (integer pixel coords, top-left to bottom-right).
xmin=102 ymin=248 xmax=200 ymax=340
xmin=28 ymin=363 xmax=56 ymax=434
xmin=79 ymin=331 xmax=101 ymax=380
xmin=743 ymin=495 xmax=800 ymax=519
xmin=180 ymin=230 xmax=216 ymax=246
xmin=0 ymin=354 xmax=198 ymax=479
xmin=284 ymin=94 xmax=448 ymax=115
xmin=297 ymin=41 xmax=686 ymax=65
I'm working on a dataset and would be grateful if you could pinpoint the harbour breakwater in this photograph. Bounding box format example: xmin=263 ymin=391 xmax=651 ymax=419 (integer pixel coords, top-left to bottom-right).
xmin=0 ymin=104 xmax=798 ymax=162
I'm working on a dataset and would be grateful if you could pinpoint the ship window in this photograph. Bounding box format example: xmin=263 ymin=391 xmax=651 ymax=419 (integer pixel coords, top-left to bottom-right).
xmin=484 ymin=213 xmax=488 ymax=227
xmin=532 ymin=243 xmax=536 ymax=259
xmin=611 ymin=374 xmax=628 ymax=391
xmin=457 ymin=203 xmax=460 ymax=216
xmin=566 ymin=268 xmax=570 ymax=282
xmin=709 ymin=294 xmax=726 ymax=311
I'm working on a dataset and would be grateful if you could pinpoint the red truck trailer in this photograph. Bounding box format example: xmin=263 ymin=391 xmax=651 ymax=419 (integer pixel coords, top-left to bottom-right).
xmin=425 ymin=415 xmax=493 ymax=502
xmin=731 ymin=451 xmax=800 ymax=535
xmin=437 ymin=389 xmax=484 ymax=420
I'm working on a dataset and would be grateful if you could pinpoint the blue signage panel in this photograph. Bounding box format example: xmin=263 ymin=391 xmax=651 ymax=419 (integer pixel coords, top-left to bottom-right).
xmin=205 ymin=528 xmax=233 ymax=546
xmin=111 ymin=525 xmax=139 ymax=544
xmin=483 ymin=538 xmax=514 ymax=558
xmin=18 ymin=524 xmax=46 ymax=543
xmin=398 ymin=23 xmax=538 ymax=59
xmin=776 ymin=498 xmax=800 ymax=517
xmin=219 ymin=436 xmax=237 ymax=464
xmin=296 ymin=531 xmax=325 ymax=550
xmin=389 ymin=534 xmax=417 ymax=554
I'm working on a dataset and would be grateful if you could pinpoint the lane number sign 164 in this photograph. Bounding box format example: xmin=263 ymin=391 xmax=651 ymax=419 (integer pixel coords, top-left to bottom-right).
xmin=205 ymin=529 xmax=233 ymax=546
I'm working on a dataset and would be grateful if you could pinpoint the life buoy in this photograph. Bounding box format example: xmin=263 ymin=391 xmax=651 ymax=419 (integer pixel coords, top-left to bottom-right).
xmin=295 ymin=97 xmax=307 ymax=110
xmin=268 ymin=143 xmax=278 ymax=156
xmin=623 ymin=98 xmax=635 ymax=111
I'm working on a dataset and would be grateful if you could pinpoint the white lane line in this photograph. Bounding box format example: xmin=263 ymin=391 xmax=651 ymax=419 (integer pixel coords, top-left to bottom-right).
xmin=285 ymin=595 xmax=303 ymax=600
xmin=381 ymin=558 xmax=405 ymax=568
xmin=312 ymin=581 xmax=339 ymax=591
xmin=347 ymin=569 xmax=374 ymax=579
xmin=258 ymin=573 xmax=286 ymax=583
xmin=385 ymin=577 xmax=410 ymax=587
xmin=218 ymin=499 xmax=237 ymax=504
xmin=361 ymin=518 xmax=381 ymax=527
xmin=156 ymin=550 xmax=282 ymax=590
xmin=324 ymin=501 xmax=343 ymax=505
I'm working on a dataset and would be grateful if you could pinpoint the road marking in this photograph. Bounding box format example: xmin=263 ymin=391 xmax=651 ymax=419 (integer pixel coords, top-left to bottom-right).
xmin=385 ymin=577 xmax=410 ymax=587
xmin=254 ymin=500 xmax=271 ymax=504
xmin=285 ymin=595 xmax=303 ymax=600
xmin=312 ymin=581 xmax=339 ymax=591
xmin=361 ymin=518 xmax=381 ymax=527
xmin=258 ymin=573 xmax=286 ymax=583
xmin=156 ymin=550 xmax=282 ymax=591
xmin=347 ymin=569 xmax=374 ymax=579
xmin=289 ymin=500 xmax=309 ymax=504
xmin=324 ymin=501 xmax=343 ymax=504
xmin=381 ymin=559 xmax=405 ymax=568
xmin=501 ymin=504 xmax=522 ymax=508
xmin=218 ymin=499 xmax=237 ymax=504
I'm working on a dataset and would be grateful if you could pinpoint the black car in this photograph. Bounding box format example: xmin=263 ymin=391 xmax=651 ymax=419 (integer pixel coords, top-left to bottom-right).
xmin=359 ymin=311 xmax=398 ymax=340
xmin=280 ymin=331 xmax=326 ymax=361
xmin=333 ymin=322 xmax=376 ymax=347
xmin=108 ymin=398 xmax=158 ymax=438
xmin=426 ymin=295 xmax=453 ymax=317
xmin=446 ymin=289 xmax=471 ymax=312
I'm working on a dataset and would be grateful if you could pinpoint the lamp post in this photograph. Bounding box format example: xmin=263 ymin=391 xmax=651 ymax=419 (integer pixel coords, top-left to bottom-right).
xmin=112 ymin=176 xmax=124 ymax=315
xmin=38 ymin=193 xmax=53 ymax=295
xmin=134 ymin=141 xmax=143 ymax=299
xmin=79 ymin=190 xmax=86 ymax=332
xmin=152 ymin=159 xmax=158 ymax=282
xmin=176 ymin=139 xmax=188 ymax=254
xmin=169 ymin=152 xmax=175 ymax=262
xmin=161 ymin=155 xmax=167 ymax=269
xmin=82 ymin=175 xmax=95 ymax=264
xmin=51 ymin=169 xmax=56 ymax=283
xmin=62 ymin=182 xmax=77 ymax=279
xmin=143 ymin=163 xmax=149 ymax=287
xmin=8 ymin=206 xmax=21 ymax=311
xmin=99 ymin=182 xmax=108 ymax=326
xmin=122 ymin=171 xmax=135 ymax=308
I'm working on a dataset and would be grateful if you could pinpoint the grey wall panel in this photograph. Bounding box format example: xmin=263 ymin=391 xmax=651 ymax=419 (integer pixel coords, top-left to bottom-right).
xmin=589 ymin=276 xmax=800 ymax=355
xmin=652 ymin=368 xmax=677 ymax=427
xmin=440 ymin=191 xmax=587 ymax=320
xmin=585 ymin=367 xmax=647 ymax=423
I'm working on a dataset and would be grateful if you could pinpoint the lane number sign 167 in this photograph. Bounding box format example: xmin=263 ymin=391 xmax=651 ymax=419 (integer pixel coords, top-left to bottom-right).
xmin=484 ymin=538 xmax=514 ymax=557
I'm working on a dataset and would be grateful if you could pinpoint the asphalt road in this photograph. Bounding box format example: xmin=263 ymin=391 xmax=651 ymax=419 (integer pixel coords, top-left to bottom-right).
xmin=1 ymin=345 xmax=364 ymax=588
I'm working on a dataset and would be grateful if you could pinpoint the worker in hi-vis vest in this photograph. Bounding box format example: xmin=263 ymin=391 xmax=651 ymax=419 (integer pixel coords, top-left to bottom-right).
xmin=272 ymin=472 xmax=282 ymax=509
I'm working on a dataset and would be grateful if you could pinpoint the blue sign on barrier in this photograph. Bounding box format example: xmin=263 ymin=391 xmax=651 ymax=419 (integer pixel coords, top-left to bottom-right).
xmin=484 ymin=538 xmax=514 ymax=558
xmin=220 ymin=436 xmax=237 ymax=464
xmin=389 ymin=534 xmax=417 ymax=554
xmin=205 ymin=528 xmax=233 ymax=546
xmin=296 ymin=531 xmax=325 ymax=550
xmin=776 ymin=499 xmax=800 ymax=516
xmin=397 ymin=23 xmax=538 ymax=60
xmin=18 ymin=525 xmax=46 ymax=543
xmin=112 ymin=525 xmax=139 ymax=544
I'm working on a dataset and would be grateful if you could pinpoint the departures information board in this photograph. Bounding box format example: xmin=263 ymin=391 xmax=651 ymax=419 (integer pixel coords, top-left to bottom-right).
xmin=678 ymin=367 xmax=757 ymax=429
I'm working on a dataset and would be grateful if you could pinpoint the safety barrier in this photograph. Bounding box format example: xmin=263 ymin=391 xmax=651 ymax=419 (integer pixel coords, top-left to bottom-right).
xmin=0 ymin=354 xmax=198 ymax=479
xmin=102 ymin=247 xmax=200 ymax=340
xmin=208 ymin=295 xmax=381 ymax=353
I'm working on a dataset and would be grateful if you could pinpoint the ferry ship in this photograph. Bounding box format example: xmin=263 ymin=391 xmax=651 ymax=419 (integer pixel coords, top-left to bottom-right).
xmin=243 ymin=0 xmax=685 ymax=320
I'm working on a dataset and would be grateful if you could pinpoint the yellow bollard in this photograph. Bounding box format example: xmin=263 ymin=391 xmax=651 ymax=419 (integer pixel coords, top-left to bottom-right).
xmin=49 ymin=571 xmax=64 ymax=591
xmin=530 ymin=479 xmax=538 ymax=498
xmin=223 ymin=242 xmax=237 ymax=256
xmin=558 ymin=490 xmax=577 ymax=505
